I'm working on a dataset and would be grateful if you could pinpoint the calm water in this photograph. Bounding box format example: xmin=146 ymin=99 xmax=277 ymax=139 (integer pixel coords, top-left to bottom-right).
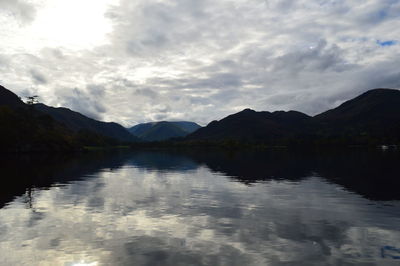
xmin=0 ymin=149 xmax=399 ymax=266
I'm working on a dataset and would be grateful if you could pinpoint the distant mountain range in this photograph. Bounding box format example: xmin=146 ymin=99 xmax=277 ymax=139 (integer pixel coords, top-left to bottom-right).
xmin=129 ymin=121 xmax=201 ymax=142
xmin=35 ymin=104 xmax=136 ymax=142
xmin=1 ymin=83 xmax=400 ymax=150
xmin=187 ymin=88 xmax=400 ymax=145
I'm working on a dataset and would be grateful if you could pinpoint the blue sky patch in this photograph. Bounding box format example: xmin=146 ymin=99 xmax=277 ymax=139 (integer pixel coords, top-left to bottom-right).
xmin=377 ymin=40 xmax=398 ymax=47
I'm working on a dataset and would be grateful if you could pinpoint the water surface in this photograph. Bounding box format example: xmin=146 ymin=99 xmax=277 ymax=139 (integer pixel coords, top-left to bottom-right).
xmin=0 ymin=149 xmax=399 ymax=265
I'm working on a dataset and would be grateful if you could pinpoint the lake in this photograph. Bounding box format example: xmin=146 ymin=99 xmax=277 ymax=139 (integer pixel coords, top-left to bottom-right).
xmin=0 ymin=149 xmax=399 ymax=266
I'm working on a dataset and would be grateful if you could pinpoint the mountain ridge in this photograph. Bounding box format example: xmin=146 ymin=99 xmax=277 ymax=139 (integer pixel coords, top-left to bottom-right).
xmin=0 ymin=85 xmax=138 ymax=151
xmin=187 ymin=109 xmax=311 ymax=141
xmin=0 ymin=85 xmax=26 ymax=108
xmin=129 ymin=121 xmax=201 ymax=142
xmin=311 ymin=88 xmax=400 ymax=138
xmin=186 ymin=88 xmax=400 ymax=144
xmin=35 ymin=104 xmax=136 ymax=142
xmin=2 ymin=83 xmax=399 ymax=147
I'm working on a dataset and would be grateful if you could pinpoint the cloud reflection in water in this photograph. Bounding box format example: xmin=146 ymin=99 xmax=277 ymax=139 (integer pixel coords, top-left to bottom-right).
xmin=0 ymin=150 xmax=399 ymax=265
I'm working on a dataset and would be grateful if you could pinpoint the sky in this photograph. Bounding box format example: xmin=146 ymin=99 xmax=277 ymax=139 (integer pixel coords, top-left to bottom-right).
xmin=0 ymin=0 xmax=400 ymax=126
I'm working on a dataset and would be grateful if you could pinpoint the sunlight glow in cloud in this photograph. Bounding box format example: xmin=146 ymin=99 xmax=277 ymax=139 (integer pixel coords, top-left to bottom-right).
xmin=29 ymin=0 xmax=114 ymax=50
xmin=72 ymin=262 xmax=98 ymax=266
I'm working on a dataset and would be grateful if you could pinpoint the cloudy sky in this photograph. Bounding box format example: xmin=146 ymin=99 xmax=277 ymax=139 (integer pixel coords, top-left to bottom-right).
xmin=0 ymin=0 xmax=399 ymax=126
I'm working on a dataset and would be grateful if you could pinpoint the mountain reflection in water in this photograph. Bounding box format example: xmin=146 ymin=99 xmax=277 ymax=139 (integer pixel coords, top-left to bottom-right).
xmin=0 ymin=149 xmax=399 ymax=265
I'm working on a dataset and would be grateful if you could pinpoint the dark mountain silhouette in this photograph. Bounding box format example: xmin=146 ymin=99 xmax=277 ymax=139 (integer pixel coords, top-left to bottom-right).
xmin=173 ymin=121 xmax=202 ymax=133
xmin=3 ymin=83 xmax=400 ymax=149
xmin=312 ymin=88 xmax=400 ymax=139
xmin=0 ymin=85 xmax=25 ymax=108
xmin=0 ymin=85 xmax=137 ymax=151
xmin=187 ymin=109 xmax=310 ymax=142
xmin=129 ymin=122 xmax=154 ymax=136
xmin=129 ymin=121 xmax=201 ymax=142
xmin=186 ymin=89 xmax=400 ymax=145
xmin=35 ymin=104 xmax=137 ymax=142
xmin=0 ymin=86 xmax=78 ymax=152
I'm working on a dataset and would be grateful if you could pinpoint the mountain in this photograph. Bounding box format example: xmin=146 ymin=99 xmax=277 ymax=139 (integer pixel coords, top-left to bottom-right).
xmin=186 ymin=109 xmax=310 ymax=142
xmin=129 ymin=121 xmax=201 ymax=142
xmin=186 ymin=88 xmax=400 ymax=145
xmin=172 ymin=121 xmax=202 ymax=133
xmin=3 ymin=82 xmax=400 ymax=149
xmin=0 ymin=86 xmax=78 ymax=152
xmin=0 ymin=84 xmax=140 ymax=152
xmin=312 ymin=88 xmax=400 ymax=138
xmin=128 ymin=122 xmax=155 ymax=137
xmin=0 ymin=85 xmax=25 ymax=108
xmin=34 ymin=104 xmax=136 ymax=142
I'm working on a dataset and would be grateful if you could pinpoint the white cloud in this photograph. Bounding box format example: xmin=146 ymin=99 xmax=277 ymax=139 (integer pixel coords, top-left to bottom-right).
xmin=0 ymin=0 xmax=400 ymax=126
xmin=0 ymin=0 xmax=36 ymax=24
